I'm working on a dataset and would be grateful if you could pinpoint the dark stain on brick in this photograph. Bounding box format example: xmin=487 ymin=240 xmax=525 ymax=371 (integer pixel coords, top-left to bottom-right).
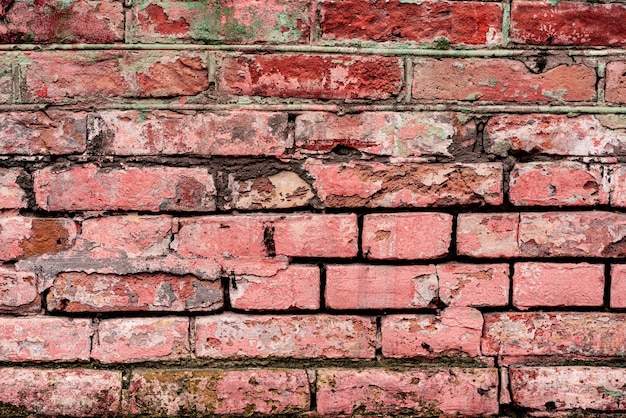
xmin=21 ymin=219 xmax=72 ymax=258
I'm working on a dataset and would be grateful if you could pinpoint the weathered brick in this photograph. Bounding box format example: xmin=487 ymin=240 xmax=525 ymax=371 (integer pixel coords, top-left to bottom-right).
xmin=34 ymin=165 xmax=216 ymax=212
xmin=320 ymin=0 xmax=502 ymax=45
xmin=304 ymin=160 xmax=503 ymax=208
xmin=195 ymin=313 xmax=376 ymax=359
xmin=511 ymin=1 xmax=626 ymax=46
xmin=125 ymin=369 xmax=310 ymax=415
xmin=91 ymin=110 xmax=291 ymax=157
xmin=227 ymin=171 xmax=315 ymax=210
xmin=0 ymin=111 xmax=86 ymax=155
xmin=608 ymin=165 xmax=626 ymax=207
xmin=0 ymin=0 xmax=124 ymax=43
xmin=457 ymin=213 xmax=519 ymax=258
xmin=438 ymin=263 xmax=509 ymax=307
xmin=219 ymin=54 xmax=403 ymax=100
xmin=325 ymin=265 xmax=437 ymax=310
xmin=47 ymin=272 xmax=222 ymax=313
xmin=316 ymin=368 xmax=499 ymax=416
xmin=362 ymin=213 xmax=452 ymax=260
xmin=483 ymin=312 xmax=626 ymax=356
xmin=509 ymin=162 xmax=608 ymax=206
xmin=230 ymin=265 xmax=319 ymax=311
xmin=0 ymin=316 xmax=92 ymax=361
xmin=513 ymin=263 xmax=604 ymax=310
xmin=511 ymin=367 xmax=626 ymax=412
xmin=0 ymin=61 xmax=12 ymax=103
xmin=0 ymin=168 xmax=27 ymax=209
xmin=174 ymin=214 xmax=358 ymax=259
xmin=610 ymin=265 xmax=626 ymax=308
xmin=606 ymin=61 xmax=626 ymax=104
xmin=0 ymin=268 xmax=39 ymax=313
xmin=486 ymin=114 xmax=626 ymax=157
xmin=92 ymin=317 xmax=190 ymax=363
xmin=0 ymin=368 xmax=121 ymax=416
xmin=0 ymin=215 xmax=77 ymax=261
xmin=127 ymin=0 xmax=310 ymax=44
xmin=295 ymin=112 xmax=475 ymax=158
xmin=382 ymin=307 xmax=483 ymax=358
xmin=24 ymin=51 xmax=208 ymax=102
xmin=413 ymin=59 xmax=596 ymax=102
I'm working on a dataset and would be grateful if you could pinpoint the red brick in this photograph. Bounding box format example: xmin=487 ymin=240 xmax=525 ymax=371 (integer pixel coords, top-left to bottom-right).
xmin=382 ymin=307 xmax=483 ymax=358
xmin=511 ymin=1 xmax=626 ymax=46
xmin=413 ymin=59 xmax=596 ymax=102
xmin=482 ymin=312 xmax=626 ymax=357
xmin=320 ymin=0 xmax=502 ymax=45
xmin=195 ymin=313 xmax=376 ymax=359
xmin=47 ymin=272 xmax=222 ymax=313
xmin=362 ymin=213 xmax=452 ymax=260
xmin=0 ymin=368 xmax=121 ymax=416
xmin=93 ymin=110 xmax=290 ymax=157
xmin=128 ymin=0 xmax=310 ymax=44
xmin=610 ymin=265 xmax=626 ymax=308
xmin=608 ymin=165 xmax=626 ymax=207
xmin=513 ymin=263 xmax=604 ymax=310
xmin=125 ymin=369 xmax=310 ymax=415
xmin=227 ymin=171 xmax=315 ymax=210
xmin=0 ymin=268 xmax=40 ymax=313
xmin=92 ymin=317 xmax=190 ymax=363
xmin=317 ymin=368 xmax=499 ymax=416
xmin=606 ymin=61 xmax=626 ymax=104
xmin=219 ymin=54 xmax=403 ymax=100
xmin=230 ymin=265 xmax=319 ymax=311
xmin=457 ymin=213 xmax=519 ymax=258
xmin=24 ymin=51 xmax=208 ymax=102
xmin=0 ymin=316 xmax=92 ymax=361
xmin=519 ymin=212 xmax=626 ymax=258
xmin=0 ymin=168 xmax=27 ymax=209
xmin=0 ymin=0 xmax=123 ymax=43
xmin=0 ymin=111 xmax=86 ymax=155
xmin=174 ymin=214 xmax=358 ymax=259
xmin=438 ymin=263 xmax=509 ymax=307
xmin=34 ymin=165 xmax=216 ymax=212
xmin=295 ymin=111 xmax=475 ymax=158
xmin=0 ymin=215 xmax=77 ymax=261
xmin=486 ymin=114 xmax=626 ymax=157
xmin=304 ymin=160 xmax=503 ymax=208
xmin=325 ymin=265 xmax=437 ymax=310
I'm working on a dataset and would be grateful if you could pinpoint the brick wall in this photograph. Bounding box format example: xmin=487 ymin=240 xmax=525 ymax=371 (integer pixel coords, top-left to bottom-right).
xmin=0 ymin=0 xmax=626 ymax=416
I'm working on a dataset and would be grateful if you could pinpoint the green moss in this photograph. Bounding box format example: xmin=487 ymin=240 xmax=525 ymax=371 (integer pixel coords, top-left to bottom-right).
xmin=433 ymin=36 xmax=450 ymax=50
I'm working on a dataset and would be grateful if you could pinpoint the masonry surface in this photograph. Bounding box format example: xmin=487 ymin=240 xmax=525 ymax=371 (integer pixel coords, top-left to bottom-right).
xmin=0 ymin=0 xmax=626 ymax=416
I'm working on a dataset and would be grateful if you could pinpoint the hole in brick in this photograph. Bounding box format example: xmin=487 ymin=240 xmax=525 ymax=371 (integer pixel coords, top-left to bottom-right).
xmin=545 ymin=401 xmax=557 ymax=411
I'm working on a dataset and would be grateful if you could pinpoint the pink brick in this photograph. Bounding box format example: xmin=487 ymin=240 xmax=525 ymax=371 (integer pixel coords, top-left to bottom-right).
xmin=413 ymin=59 xmax=596 ymax=102
xmin=195 ymin=313 xmax=376 ymax=359
xmin=92 ymin=317 xmax=190 ymax=363
xmin=0 ymin=268 xmax=40 ymax=313
xmin=513 ymin=263 xmax=604 ymax=310
xmin=304 ymin=160 xmax=503 ymax=208
xmin=174 ymin=214 xmax=358 ymax=259
xmin=0 ymin=59 xmax=12 ymax=103
xmin=227 ymin=171 xmax=315 ymax=210
xmin=607 ymin=62 xmax=626 ymax=104
xmin=34 ymin=165 xmax=215 ymax=212
xmin=0 ymin=316 xmax=92 ymax=361
xmin=92 ymin=110 xmax=290 ymax=157
xmin=511 ymin=1 xmax=626 ymax=46
xmin=325 ymin=265 xmax=438 ymax=310
xmin=127 ymin=0 xmax=310 ymax=44
xmin=362 ymin=213 xmax=452 ymax=260
xmin=295 ymin=112 xmax=475 ymax=158
xmin=230 ymin=265 xmax=319 ymax=311
xmin=457 ymin=213 xmax=519 ymax=258
xmin=438 ymin=263 xmax=509 ymax=307
xmin=519 ymin=212 xmax=626 ymax=257
xmin=0 ymin=215 xmax=77 ymax=261
xmin=382 ymin=307 xmax=483 ymax=358
xmin=125 ymin=369 xmax=309 ymax=415
xmin=610 ymin=265 xmax=626 ymax=308
xmin=483 ymin=312 xmax=626 ymax=357
xmin=486 ymin=114 xmax=626 ymax=157
xmin=47 ymin=272 xmax=222 ymax=313
xmin=317 ymin=368 xmax=499 ymax=416
xmin=0 ymin=111 xmax=86 ymax=155
xmin=608 ymin=165 xmax=626 ymax=207
xmin=0 ymin=0 xmax=123 ymax=43
xmin=510 ymin=367 xmax=626 ymax=413
xmin=0 ymin=168 xmax=27 ymax=209
xmin=219 ymin=54 xmax=403 ymax=100
xmin=509 ymin=162 xmax=608 ymax=206
xmin=0 ymin=368 xmax=121 ymax=416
